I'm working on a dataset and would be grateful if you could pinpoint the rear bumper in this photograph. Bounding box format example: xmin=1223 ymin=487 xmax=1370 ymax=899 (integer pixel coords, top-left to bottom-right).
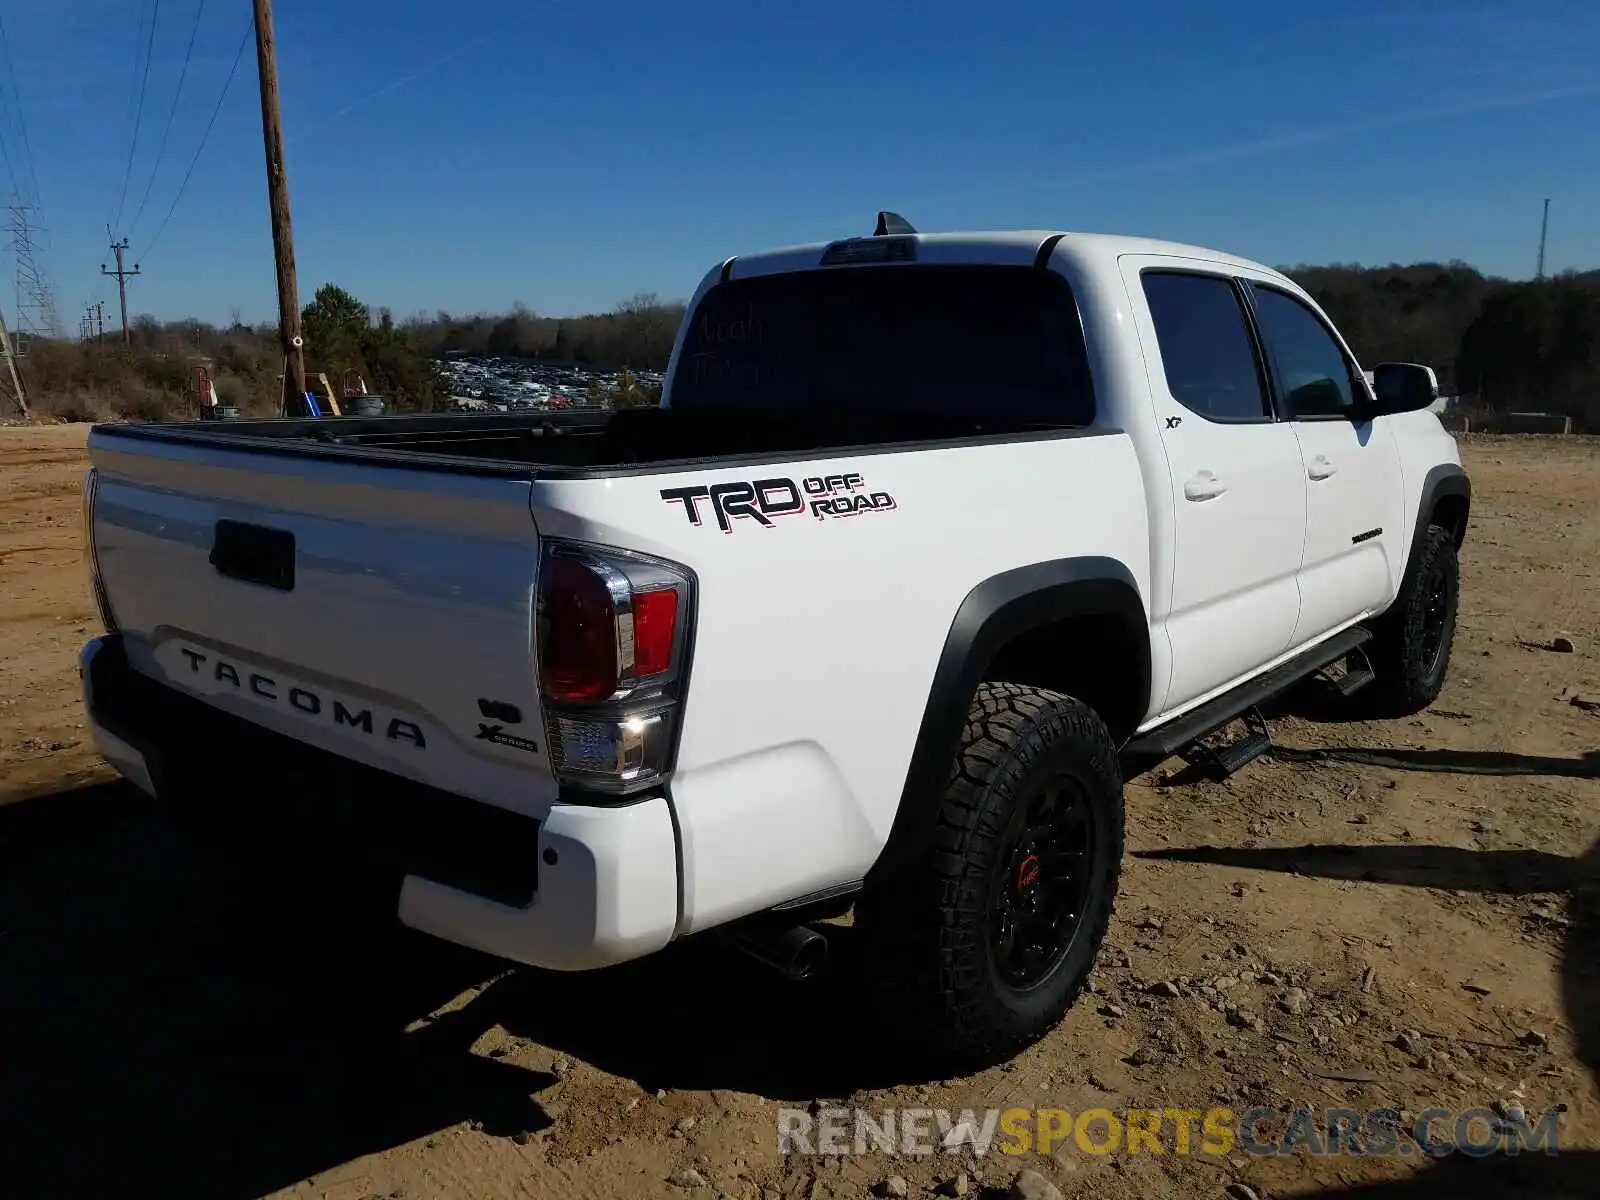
xmin=79 ymin=635 xmax=679 ymax=971
xmin=396 ymin=801 xmax=679 ymax=970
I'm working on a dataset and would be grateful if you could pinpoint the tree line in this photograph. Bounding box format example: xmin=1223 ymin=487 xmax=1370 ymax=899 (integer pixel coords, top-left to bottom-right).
xmin=1286 ymin=262 xmax=1599 ymax=427
xmin=15 ymin=264 xmax=1598 ymax=429
xmin=407 ymin=292 xmax=686 ymax=371
xmin=19 ymin=289 xmax=687 ymax=422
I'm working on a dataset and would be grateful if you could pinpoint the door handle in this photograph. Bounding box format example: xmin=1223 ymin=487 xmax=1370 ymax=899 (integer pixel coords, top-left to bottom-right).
xmin=1308 ymin=455 xmax=1338 ymax=480
xmin=1183 ymin=470 xmax=1227 ymax=501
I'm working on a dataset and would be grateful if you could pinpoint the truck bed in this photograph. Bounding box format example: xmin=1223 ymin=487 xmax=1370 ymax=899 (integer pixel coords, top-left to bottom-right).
xmin=94 ymin=405 xmax=1080 ymax=479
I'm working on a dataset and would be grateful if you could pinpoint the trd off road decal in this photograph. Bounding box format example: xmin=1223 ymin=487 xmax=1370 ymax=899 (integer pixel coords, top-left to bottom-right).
xmin=660 ymin=472 xmax=897 ymax=533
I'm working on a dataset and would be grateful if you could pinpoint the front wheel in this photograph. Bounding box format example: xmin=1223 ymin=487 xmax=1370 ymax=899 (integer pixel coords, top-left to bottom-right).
xmin=855 ymin=683 xmax=1124 ymax=1071
xmin=1365 ymin=524 xmax=1460 ymax=716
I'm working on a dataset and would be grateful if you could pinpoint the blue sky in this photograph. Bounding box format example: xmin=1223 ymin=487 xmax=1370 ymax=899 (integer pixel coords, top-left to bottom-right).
xmin=2 ymin=0 xmax=1597 ymax=326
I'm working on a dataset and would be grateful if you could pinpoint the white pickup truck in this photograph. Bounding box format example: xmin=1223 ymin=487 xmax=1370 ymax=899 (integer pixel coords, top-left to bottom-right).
xmin=79 ymin=215 xmax=1470 ymax=1068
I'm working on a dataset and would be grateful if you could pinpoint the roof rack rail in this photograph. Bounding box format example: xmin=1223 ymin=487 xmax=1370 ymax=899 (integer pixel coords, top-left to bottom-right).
xmin=873 ymin=211 xmax=917 ymax=236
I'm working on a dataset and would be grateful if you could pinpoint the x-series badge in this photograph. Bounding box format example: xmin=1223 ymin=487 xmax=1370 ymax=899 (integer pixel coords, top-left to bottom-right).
xmin=476 ymin=723 xmax=540 ymax=754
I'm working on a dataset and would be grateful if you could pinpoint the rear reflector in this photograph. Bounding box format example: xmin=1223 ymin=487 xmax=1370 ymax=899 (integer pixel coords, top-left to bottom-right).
xmin=632 ymin=588 xmax=678 ymax=677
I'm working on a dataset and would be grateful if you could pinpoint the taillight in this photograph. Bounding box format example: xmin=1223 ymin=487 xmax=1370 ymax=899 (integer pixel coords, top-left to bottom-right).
xmin=540 ymin=554 xmax=628 ymax=703
xmin=535 ymin=540 xmax=693 ymax=796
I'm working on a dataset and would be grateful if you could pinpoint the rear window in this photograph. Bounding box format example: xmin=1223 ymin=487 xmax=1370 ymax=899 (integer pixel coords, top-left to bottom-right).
xmin=668 ymin=265 xmax=1095 ymax=425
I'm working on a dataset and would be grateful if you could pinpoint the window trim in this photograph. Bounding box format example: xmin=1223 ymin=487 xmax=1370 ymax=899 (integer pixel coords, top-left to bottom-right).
xmin=1243 ymin=281 xmax=1372 ymax=423
xmin=1137 ymin=266 xmax=1277 ymax=426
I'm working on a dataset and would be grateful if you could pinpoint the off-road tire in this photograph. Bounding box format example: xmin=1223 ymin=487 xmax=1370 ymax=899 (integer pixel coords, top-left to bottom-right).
xmin=855 ymin=683 xmax=1124 ymax=1071
xmin=1365 ymin=524 xmax=1459 ymax=716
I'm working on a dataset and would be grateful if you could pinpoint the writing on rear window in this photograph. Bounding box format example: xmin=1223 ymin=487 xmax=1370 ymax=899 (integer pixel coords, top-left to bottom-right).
xmin=690 ymin=303 xmax=768 ymax=388
xmin=697 ymin=303 xmax=764 ymax=347
xmin=661 ymin=472 xmax=897 ymax=533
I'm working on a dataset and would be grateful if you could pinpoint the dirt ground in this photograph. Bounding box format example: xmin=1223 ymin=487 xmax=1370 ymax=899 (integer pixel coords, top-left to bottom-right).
xmin=2 ymin=423 xmax=1596 ymax=1200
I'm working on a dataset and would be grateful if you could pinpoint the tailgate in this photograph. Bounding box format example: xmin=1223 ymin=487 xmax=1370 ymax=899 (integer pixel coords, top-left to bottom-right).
xmin=86 ymin=428 xmax=557 ymax=816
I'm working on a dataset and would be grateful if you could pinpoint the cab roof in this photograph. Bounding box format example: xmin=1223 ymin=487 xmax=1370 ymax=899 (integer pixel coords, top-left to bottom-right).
xmin=720 ymin=226 xmax=1284 ymax=286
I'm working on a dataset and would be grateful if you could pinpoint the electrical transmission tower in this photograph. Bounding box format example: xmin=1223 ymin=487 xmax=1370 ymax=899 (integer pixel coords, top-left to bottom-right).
xmin=6 ymin=201 xmax=61 ymax=346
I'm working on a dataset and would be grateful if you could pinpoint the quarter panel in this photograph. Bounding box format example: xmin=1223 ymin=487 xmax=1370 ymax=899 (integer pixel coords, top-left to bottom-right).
xmin=527 ymin=432 xmax=1152 ymax=929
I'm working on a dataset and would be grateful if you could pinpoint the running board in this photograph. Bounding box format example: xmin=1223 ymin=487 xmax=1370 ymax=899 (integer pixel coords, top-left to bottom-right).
xmin=1328 ymin=644 xmax=1376 ymax=697
xmin=1182 ymin=706 xmax=1272 ymax=781
xmin=1126 ymin=626 xmax=1373 ymax=760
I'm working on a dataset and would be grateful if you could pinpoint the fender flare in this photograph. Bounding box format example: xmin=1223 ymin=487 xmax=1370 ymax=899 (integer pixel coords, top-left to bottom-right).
xmin=865 ymin=557 xmax=1149 ymax=887
xmin=1371 ymin=463 xmax=1469 ymax=626
xmin=1403 ymin=463 xmax=1470 ymax=580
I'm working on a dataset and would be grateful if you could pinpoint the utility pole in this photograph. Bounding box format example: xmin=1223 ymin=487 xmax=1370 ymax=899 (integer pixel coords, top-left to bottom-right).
xmin=101 ymin=237 xmax=140 ymax=343
xmin=80 ymin=302 xmax=108 ymax=342
xmin=1536 ymin=198 xmax=1550 ymax=280
xmin=253 ymin=0 xmax=307 ymax=415
xmin=0 ymin=305 xmax=26 ymax=416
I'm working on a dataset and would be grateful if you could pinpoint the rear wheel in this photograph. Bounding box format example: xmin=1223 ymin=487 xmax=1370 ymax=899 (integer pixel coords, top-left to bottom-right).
xmin=856 ymin=683 xmax=1124 ymax=1070
xmin=1365 ymin=524 xmax=1459 ymax=716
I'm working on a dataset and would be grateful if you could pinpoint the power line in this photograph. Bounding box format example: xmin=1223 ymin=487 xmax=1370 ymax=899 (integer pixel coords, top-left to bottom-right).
xmin=294 ymin=8 xmax=541 ymax=139
xmin=0 ymin=102 xmax=18 ymax=201
xmin=0 ymin=43 xmax=20 ymax=203
xmin=0 ymin=14 xmax=61 ymax=350
xmin=0 ymin=12 xmax=42 ymax=208
xmin=112 ymin=0 xmax=163 ymax=234
xmin=111 ymin=0 xmax=155 ymax=229
xmin=141 ymin=14 xmax=252 ymax=261
xmin=0 ymin=20 xmax=60 ymax=351
xmin=1537 ymin=198 xmax=1551 ymax=280
xmin=128 ymin=0 xmax=206 ymax=239
xmin=110 ymin=1 xmax=152 ymax=225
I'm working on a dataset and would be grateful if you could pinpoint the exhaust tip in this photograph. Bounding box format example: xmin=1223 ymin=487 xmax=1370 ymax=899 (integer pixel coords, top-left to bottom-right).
xmin=789 ymin=928 xmax=829 ymax=980
xmin=725 ymin=923 xmax=831 ymax=982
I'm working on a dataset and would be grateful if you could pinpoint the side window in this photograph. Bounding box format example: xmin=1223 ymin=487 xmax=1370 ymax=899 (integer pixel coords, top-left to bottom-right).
xmin=1249 ymin=285 xmax=1363 ymax=419
xmin=1141 ymin=272 xmax=1270 ymax=422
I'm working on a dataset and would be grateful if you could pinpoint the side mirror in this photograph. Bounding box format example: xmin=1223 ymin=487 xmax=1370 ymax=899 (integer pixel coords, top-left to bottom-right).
xmin=1368 ymin=362 xmax=1439 ymax=416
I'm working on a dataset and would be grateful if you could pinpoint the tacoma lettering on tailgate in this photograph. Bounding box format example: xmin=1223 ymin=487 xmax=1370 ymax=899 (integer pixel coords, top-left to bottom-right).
xmin=165 ymin=644 xmax=428 ymax=749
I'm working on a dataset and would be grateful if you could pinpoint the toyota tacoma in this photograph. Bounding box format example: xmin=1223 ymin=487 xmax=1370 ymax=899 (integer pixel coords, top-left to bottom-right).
xmin=78 ymin=214 xmax=1469 ymax=1068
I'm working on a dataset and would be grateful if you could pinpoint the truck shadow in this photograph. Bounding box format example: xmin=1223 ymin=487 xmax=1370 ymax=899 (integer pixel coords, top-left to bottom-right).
xmin=1267 ymin=742 xmax=1600 ymax=779
xmin=0 ymin=781 xmax=928 ymax=1199
xmin=454 ymin=922 xmax=913 ymax=1096
xmin=1121 ymin=719 xmax=1598 ymax=789
xmin=1261 ymin=674 xmax=1509 ymax=726
xmin=0 ymin=781 xmax=553 ymax=1198
xmin=1136 ymin=827 xmax=1600 ymax=1198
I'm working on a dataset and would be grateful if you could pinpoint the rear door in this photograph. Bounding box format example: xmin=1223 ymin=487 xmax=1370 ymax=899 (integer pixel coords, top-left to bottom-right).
xmin=1121 ymin=258 xmax=1308 ymax=712
xmin=1244 ymin=282 xmax=1405 ymax=643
